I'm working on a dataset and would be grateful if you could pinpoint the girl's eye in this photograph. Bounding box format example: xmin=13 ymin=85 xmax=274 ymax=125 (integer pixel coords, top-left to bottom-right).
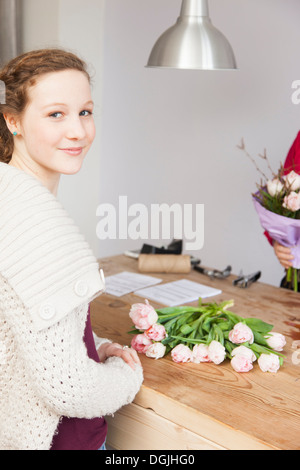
xmin=49 ymin=112 xmax=63 ymax=118
xmin=80 ymin=110 xmax=93 ymax=117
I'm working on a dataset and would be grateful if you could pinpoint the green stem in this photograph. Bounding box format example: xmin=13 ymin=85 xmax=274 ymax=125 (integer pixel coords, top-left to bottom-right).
xmin=170 ymin=335 xmax=207 ymax=345
xmin=294 ymin=268 xmax=298 ymax=292
xmin=250 ymin=342 xmax=285 ymax=358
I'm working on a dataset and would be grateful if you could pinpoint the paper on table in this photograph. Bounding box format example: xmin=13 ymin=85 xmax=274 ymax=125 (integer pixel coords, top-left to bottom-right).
xmin=105 ymin=271 xmax=162 ymax=297
xmin=134 ymin=279 xmax=222 ymax=306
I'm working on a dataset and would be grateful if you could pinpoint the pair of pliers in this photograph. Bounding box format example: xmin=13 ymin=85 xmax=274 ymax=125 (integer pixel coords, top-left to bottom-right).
xmin=232 ymin=271 xmax=261 ymax=288
xmin=194 ymin=264 xmax=232 ymax=280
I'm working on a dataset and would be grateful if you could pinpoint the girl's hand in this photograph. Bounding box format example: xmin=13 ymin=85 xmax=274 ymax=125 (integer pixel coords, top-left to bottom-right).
xmin=97 ymin=342 xmax=141 ymax=370
xmin=273 ymin=240 xmax=294 ymax=269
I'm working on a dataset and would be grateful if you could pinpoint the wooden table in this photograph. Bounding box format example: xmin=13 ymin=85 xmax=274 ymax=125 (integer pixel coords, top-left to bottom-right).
xmin=90 ymin=255 xmax=300 ymax=450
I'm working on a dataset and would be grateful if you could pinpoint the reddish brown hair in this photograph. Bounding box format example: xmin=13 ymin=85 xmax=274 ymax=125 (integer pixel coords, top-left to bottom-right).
xmin=0 ymin=48 xmax=90 ymax=163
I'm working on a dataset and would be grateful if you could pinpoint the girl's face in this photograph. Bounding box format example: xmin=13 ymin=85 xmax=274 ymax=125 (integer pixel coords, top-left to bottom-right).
xmin=12 ymin=69 xmax=96 ymax=177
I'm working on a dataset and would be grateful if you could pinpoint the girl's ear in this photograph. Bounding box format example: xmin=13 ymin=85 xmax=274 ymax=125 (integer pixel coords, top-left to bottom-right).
xmin=3 ymin=114 xmax=20 ymax=136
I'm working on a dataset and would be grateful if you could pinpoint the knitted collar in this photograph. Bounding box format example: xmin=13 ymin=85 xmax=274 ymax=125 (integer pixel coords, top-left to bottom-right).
xmin=0 ymin=162 xmax=105 ymax=331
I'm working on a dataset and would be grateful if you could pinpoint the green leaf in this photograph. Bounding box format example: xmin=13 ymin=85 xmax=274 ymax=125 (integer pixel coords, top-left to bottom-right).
xmin=279 ymin=356 xmax=284 ymax=366
xmin=170 ymin=335 xmax=206 ymax=345
xmin=202 ymin=318 xmax=212 ymax=333
xmin=127 ymin=328 xmax=141 ymax=335
xmin=224 ymin=340 xmax=236 ymax=355
xmin=217 ymin=320 xmax=234 ymax=331
xmin=197 ymin=323 xmax=204 ymax=337
xmin=161 ymin=336 xmax=177 ymax=346
xmin=158 ymin=314 xmax=184 ymax=325
xmin=252 ymin=331 xmax=270 ymax=347
xmin=250 ymin=342 xmax=285 ymax=358
xmin=213 ymin=324 xmax=224 ymax=346
xmin=160 ymin=317 xmax=178 ymax=331
xmin=244 ymin=318 xmax=273 ymax=334
xmin=176 ymin=312 xmax=197 ymax=328
xmin=222 ymin=311 xmax=243 ymax=324
xmin=156 ymin=306 xmax=199 ymax=315
xmin=207 ymin=327 xmax=214 ymax=343
xmin=180 ymin=324 xmax=195 ymax=335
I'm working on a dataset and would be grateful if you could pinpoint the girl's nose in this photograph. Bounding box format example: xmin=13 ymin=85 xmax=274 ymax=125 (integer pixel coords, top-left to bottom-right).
xmin=66 ymin=116 xmax=87 ymax=140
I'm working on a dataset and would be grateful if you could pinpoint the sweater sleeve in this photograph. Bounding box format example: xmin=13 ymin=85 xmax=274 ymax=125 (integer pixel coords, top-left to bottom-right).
xmin=1 ymin=275 xmax=143 ymax=420
xmin=28 ymin=305 xmax=143 ymax=420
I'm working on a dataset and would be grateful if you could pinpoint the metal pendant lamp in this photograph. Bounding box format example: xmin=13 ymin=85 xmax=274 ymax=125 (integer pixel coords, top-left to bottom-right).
xmin=146 ymin=0 xmax=237 ymax=70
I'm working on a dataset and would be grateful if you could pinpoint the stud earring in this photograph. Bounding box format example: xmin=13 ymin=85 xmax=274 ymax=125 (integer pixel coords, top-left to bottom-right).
xmin=13 ymin=131 xmax=17 ymax=136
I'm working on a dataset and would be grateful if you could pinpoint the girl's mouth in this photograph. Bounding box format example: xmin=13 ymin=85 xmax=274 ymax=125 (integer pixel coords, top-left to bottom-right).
xmin=59 ymin=147 xmax=83 ymax=156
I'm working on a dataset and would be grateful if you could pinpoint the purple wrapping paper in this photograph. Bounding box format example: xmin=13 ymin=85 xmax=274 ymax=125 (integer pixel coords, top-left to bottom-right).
xmin=253 ymin=195 xmax=300 ymax=269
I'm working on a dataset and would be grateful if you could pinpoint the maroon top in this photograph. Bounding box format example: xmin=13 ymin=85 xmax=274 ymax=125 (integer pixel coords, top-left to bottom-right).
xmin=50 ymin=306 xmax=107 ymax=450
xmin=283 ymin=131 xmax=300 ymax=174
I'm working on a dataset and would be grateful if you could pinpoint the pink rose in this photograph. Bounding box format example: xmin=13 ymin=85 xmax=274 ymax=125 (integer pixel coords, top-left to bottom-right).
xmin=231 ymin=355 xmax=253 ymax=373
xmin=284 ymin=170 xmax=300 ymax=191
xmin=171 ymin=344 xmax=192 ymax=363
xmin=267 ymin=178 xmax=284 ymax=197
xmin=129 ymin=299 xmax=158 ymax=330
xmin=258 ymin=353 xmax=280 ymax=373
xmin=145 ymin=323 xmax=167 ymax=342
xmin=228 ymin=322 xmax=254 ymax=345
xmin=145 ymin=342 xmax=166 ymax=359
xmin=265 ymin=332 xmax=286 ymax=352
xmin=131 ymin=333 xmax=152 ymax=354
xmin=191 ymin=344 xmax=211 ymax=363
xmin=208 ymin=340 xmax=226 ymax=365
xmin=231 ymin=345 xmax=257 ymax=362
xmin=282 ymin=191 xmax=300 ymax=212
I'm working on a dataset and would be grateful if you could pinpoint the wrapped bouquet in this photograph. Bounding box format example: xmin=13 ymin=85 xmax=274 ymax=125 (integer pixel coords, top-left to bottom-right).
xmin=238 ymin=139 xmax=300 ymax=291
xmin=128 ymin=299 xmax=286 ymax=373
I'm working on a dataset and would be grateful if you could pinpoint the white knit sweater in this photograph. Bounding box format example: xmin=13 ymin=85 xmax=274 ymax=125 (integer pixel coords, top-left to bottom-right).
xmin=0 ymin=162 xmax=143 ymax=450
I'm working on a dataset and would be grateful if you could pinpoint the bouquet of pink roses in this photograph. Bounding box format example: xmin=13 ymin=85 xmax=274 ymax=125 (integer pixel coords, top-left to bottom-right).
xmin=238 ymin=138 xmax=300 ymax=291
xmin=128 ymin=298 xmax=286 ymax=373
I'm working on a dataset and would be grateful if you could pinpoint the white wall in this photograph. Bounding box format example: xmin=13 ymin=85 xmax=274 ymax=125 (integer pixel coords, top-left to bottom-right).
xmin=22 ymin=0 xmax=300 ymax=287
xmin=22 ymin=0 xmax=60 ymax=50
xmin=98 ymin=0 xmax=300 ymax=286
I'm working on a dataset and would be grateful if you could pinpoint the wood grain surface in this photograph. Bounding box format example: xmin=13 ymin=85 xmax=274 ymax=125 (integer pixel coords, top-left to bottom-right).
xmin=91 ymin=255 xmax=300 ymax=450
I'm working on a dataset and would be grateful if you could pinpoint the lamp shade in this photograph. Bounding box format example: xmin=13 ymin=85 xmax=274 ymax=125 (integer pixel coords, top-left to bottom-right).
xmin=146 ymin=0 xmax=237 ymax=70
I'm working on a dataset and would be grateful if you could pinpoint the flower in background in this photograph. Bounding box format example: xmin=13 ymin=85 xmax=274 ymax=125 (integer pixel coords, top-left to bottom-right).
xmin=258 ymin=353 xmax=280 ymax=373
xmin=267 ymin=178 xmax=284 ymax=197
xmin=228 ymin=322 xmax=254 ymax=345
xmin=129 ymin=299 xmax=158 ymax=330
xmin=145 ymin=342 xmax=166 ymax=360
xmin=131 ymin=333 xmax=152 ymax=354
xmin=238 ymin=139 xmax=300 ymax=292
xmin=282 ymin=191 xmax=300 ymax=212
xmin=284 ymin=170 xmax=300 ymax=191
xmin=264 ymin=332 xmax=286 ymax=352
xmin=171 ymin=344 xmax=192 ymax=363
